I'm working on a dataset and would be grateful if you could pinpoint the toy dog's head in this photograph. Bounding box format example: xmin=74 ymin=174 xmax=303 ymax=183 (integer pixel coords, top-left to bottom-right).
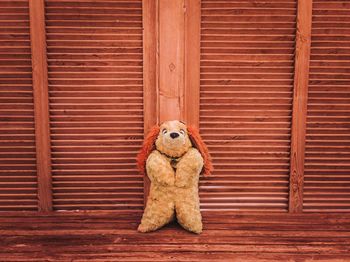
xmin=137 ymin=120 xmax=212 ymax=177
xmin=155 ymin=120 xmax=192 ymax=158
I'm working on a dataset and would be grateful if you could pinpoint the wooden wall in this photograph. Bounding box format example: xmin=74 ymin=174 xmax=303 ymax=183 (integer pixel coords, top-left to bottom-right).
xmin=303 ymin=0 xmax=350 ymax=212
xmin=0 ymin=0 xmax=38 ymax=211
xmin=45 ymin=0 xmax=144 ymax=211
xmin=0 ymin=0 xmax=349 ymax=213
xmin=199 ymin=0 xmax=297 ymax=212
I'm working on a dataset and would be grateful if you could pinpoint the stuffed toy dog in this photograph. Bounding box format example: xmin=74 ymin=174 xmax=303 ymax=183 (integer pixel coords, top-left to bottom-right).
xmin=137 ymin=120 xmax=212 ymax=234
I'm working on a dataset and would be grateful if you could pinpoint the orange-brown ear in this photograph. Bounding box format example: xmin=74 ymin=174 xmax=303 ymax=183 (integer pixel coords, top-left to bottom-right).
xmin=137 ymin=125 xmax=160 ymax=176
xmin=187 ymin=125 xmax=213 ymax=176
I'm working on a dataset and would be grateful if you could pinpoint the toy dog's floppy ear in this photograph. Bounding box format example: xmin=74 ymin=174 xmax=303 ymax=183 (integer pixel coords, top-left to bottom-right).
xmin=187 ymin=125 xmax=213 ymax=177
xmin=137 ymin=125 xmax=160 ymax=176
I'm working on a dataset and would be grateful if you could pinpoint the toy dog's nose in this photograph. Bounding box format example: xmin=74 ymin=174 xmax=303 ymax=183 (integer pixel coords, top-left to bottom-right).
xmin=170 ymin=132 xmax=179 ymax=139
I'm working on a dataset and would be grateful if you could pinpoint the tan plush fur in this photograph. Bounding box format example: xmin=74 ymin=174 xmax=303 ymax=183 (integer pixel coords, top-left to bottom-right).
xmin=137 ymin=120 xmax=207 ymax=234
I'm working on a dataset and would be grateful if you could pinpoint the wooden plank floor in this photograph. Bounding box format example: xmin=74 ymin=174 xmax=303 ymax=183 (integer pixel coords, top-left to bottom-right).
xmin=1 ymin=211 xmax=350 ymax=261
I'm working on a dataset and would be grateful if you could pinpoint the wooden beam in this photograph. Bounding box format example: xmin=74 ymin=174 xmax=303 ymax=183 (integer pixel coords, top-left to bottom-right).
xmin=184 ymin=0 xmax=201 ymax=127
xmin=159 ymin=0 xmax=185 ymax=123
xmin=142 ymin=0 xmax=159 ymax=205
xmin=289 ymin=0 xmax=313 ymax=213
xmin=29 ymin=0 xmax=52 ymax=212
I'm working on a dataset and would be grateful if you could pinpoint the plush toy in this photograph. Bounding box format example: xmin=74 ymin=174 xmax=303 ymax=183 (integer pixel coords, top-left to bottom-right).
xmin=137 ymin=120 xmax=212 ymax=234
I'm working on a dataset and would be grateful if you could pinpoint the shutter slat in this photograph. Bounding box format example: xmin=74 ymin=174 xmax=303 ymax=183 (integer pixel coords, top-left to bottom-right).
xmin=45 ymin=0 xmax=143 ymax=211
xmin=304 ymin=0 xmax=350 ymax=212
xmin=199 ymin=0 xmax=296 ymax=212
xmin=0 ymin=0 xmax=37 ymax=211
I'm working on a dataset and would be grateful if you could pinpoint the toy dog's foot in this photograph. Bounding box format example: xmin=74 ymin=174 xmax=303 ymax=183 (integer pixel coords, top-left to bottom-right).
xmin=137 ymin=223 xmax=150 ymax=233
xmin=176 ymin=200 xmax=203 ymax=234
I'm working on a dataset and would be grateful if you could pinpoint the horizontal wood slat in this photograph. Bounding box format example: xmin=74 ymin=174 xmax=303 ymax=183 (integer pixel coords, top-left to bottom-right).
xmin=45 ymin=0 xmax=144 ymax=211
xmin=0 ymin=0 xmax=38 ymax=211
xmin=1 ymin=212 xmax=350 ymax=261
xmin=304 ymin=0 xmax=350 ymax=212
xmin=199 ymin=0 xmax=297 ymax=211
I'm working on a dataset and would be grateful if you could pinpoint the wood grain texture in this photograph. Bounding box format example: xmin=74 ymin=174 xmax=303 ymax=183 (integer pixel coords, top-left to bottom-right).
xmin=184 ymin=0 xmax=201 ymax=127
xmin=1 ymin=0 xmax=350 ymax=215
xmin=29 ymin=0 xmax=53 ymax=212
xmin=0 ymin=0 xmax=38 ymax=211
xmin=158 ymin=0 xmax=185 ymax=123
xmin=142 ymin=0 xmax=158 ymax=205
xmin=304 ymin=0 xmax=350 ymax=212
xmin=0 ymin=211 xmax=350 ymax=261
xmin=45 ymin=0 xmax=144 ymax=211
xmin=199 ymin=0 xmax=297 ymax=212
xmin=289 ymin=0 xmax=313 ymax=213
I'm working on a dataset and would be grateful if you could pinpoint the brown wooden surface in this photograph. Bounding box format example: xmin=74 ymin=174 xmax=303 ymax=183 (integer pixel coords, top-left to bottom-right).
xmin=303 ymin=0 xmax=350 ymax=212
xmin=199 ymin=0 xmax=297 ymax=211
xmin=0 ymin=0 xmax=38 ymax=211
xmin=45 ymin=0 xmax=144 ymax=211
xmin=1 ymin=211 xmax=350 ymax=261
xmin=142 ymin=0 xmax=159 ymax=204
xmin=159 ymin=0 xmax=185 ymax=123
xmin=184 ymin=0 xmax=201 ymax=127
xmin=289 ymin=0 xmax=313 ymax=213
xmin=0 ymin=0 xmax=349 ymax=215
xmin=29 ymin=0 xmax=53 ymax=212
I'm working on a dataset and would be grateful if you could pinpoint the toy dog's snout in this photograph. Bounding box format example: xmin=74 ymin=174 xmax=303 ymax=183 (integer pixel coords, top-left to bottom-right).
xmin=170 ymin=132 xmax=179 ymax=139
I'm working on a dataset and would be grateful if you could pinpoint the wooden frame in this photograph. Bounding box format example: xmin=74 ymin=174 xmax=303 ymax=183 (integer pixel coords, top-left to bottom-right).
xmin=29 ymin=0 xmax=52 ymax=212
xmin=158 ymin=0 xmax=201 ymax=126
xmin=289 ymin=0 xmax=313 ymax=213
xmin=158 ymin=0 xmax=185 ymax=123
xmin=184 ymin=0 xmax=201 ymax=127
xmin=142 ymin=0 xmax=159 ymax=204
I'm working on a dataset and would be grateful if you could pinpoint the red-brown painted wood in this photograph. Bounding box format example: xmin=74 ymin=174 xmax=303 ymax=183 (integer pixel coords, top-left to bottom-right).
xmin=142 ymin=0 xmax=159 ymax=204
xmin=303 ymin=0 xmax=350 ymax=212
xmin=0 ymin=0 xmax=38 ymax=212
xmin=184 ymin=0 xmax=201 ymax=127
xmin=289 ymin=0 xmax=313 ymax=213
xmin=1 ymin=0 xmax=349 ymax=216
xmin=199 ymin=0 xmax=297 ymax=212
xmin=1 ymin=212 xmax=350 ymax=261
xmin=45 ymin=0 xmax=144 ymax=211
xmin=29 ymin=0 xmax=53 ymax=212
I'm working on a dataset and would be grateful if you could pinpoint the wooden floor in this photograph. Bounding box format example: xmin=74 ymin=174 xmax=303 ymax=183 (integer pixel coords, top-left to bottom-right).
xmin=1 ymin=211 xmax=350 ymax=261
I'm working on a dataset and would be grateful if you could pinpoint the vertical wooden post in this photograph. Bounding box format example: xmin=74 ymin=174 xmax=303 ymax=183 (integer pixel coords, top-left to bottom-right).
xmin=29 ymin=0 xmax=53 ymax=212
xmin=158 ymin=0 xmax=201 ymax=125
xmin=142 ymin=0 xmax=201 ymax=203
xmin=184 ymin=0 xmax=201 ymax=127
xmin=289 ymin=0 xmax=313 ymax=213
xmin=142 ymin=0 xmax=159 ymax=205
xmin=158 ymin=0 xmax=185 ymax=123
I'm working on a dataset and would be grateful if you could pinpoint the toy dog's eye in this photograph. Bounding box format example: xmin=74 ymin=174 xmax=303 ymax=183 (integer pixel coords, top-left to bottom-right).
xmin=179 ymin=129 xmax=185 ymax=135
xmin=162 ymin=129 xmax=167 ymax=134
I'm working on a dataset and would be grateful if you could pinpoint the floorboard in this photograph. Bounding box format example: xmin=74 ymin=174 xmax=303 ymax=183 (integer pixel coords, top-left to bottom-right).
xmin=1 ymin=211 xmax=350 ymax=261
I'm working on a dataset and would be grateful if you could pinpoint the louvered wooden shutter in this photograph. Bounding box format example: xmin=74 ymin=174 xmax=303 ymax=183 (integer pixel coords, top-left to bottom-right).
xmin=199 ymin=0 xmax=297 ymax=211
xmin=45 ymin=0 xmax=144 ymax=211
xmin=303 ymin=0 xmax=350 ymax=212
xmin=0 ymin=0 xmax=38 ymax=211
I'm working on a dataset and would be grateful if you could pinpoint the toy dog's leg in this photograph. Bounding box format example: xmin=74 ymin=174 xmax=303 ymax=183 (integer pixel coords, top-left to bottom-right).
xmin=175 ymin=191 xmax=202 ymax=234
xmin=138 ymin=189 xmax=175 ymax=233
